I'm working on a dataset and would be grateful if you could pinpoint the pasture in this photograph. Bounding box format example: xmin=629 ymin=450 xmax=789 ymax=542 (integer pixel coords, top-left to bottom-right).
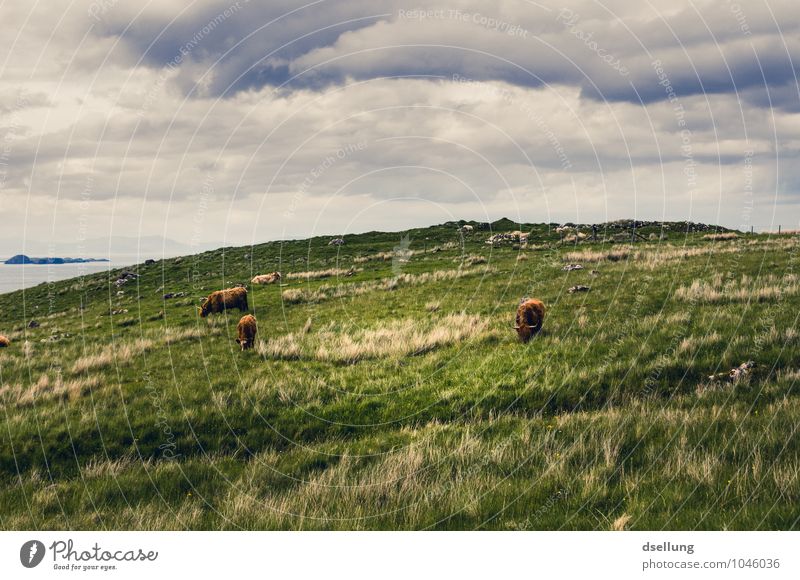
xmin=0 ymin=219 xmax=798 ymax=530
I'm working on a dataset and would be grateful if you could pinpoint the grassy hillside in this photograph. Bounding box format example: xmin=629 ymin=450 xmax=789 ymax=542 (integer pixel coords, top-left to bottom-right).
xmin=0 ymin=219 xmax=798 ymax=530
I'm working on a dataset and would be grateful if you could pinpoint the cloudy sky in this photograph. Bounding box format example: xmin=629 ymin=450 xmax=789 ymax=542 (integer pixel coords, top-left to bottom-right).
xmin=1 ymin=0 xmax=798 ymax=255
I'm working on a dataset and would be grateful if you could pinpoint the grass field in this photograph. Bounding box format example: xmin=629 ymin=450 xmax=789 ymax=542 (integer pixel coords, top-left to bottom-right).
xmin=1 ymin=219 xmax=798 ymax=530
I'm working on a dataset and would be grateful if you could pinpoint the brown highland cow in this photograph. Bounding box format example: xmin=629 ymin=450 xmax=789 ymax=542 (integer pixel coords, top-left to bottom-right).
xmin=515 ymin=298 xmax=545 ymax=343
xmin=199 ymin=287 xmax=249 ymax=317
xmin=0 ymin=335 xmax=10 ymax=348
xmin=236 ymin=314 xmax=258 ymax=350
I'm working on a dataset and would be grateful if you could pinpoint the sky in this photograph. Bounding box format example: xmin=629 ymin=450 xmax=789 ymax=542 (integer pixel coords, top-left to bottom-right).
xmin=1 ymin=0 xmax=798 ymax=254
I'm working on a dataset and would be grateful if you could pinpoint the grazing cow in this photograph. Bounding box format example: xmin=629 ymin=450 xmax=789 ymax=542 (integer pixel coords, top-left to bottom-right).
xmin=236 ymin=314 xmax=258 ymax=350
xmin=199 ymin=287 xmax=248 ymax=318
xmin=515 ymin=298 xmax=545 ymax=343
xmin=251 ymin=272 xmax=282 ymax=285
xmin=0 ymin=335 xmax=9 ymax=348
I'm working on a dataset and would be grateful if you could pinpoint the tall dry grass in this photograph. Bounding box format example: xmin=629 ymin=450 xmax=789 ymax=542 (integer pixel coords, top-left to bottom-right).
xmin=282 ymin=267 xmax=494 ymax=304
xmin=71 ymin=338 xmax=155 ymax=374
xmin=702 ymin=232 xmax=739 ymax=241
xmin=2 ymin=373 xmax=102 ymax=406
xmin=285 ymin=267 xmax=361 ymax=281
xmin=257 ymin=313 xmax=492 ymax=363
xmin=674 ymin=273 xmax=800 ymax=303
xmin=353 ymin=242 xmax=459 ymax=264
xmin=563 ymin=243 xmax=744 ymax=269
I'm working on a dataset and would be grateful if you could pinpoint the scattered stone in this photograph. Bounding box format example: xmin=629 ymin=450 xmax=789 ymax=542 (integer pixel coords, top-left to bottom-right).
xmin=568 ymin=285 xmax=591 ymax=293
xmin=162 ymin=292 xmax=186 ymax=300
xmin=114 ymin=270 xmax=138 ymax=287
xmin=328 ymin=238 xmax=345 ymax=246
xmin=111 ymin=309 xmax=128 ymax=315
xmin=562 ymin=264 xmax=584 ymax=271
xmin=590 ymin=270 xmax=600 ymax=276
xmin=145 ymin=259 xmax=156 ymax=265
xmin=486 ymin=231 xmax=529 ymax=246
xmin=27 ymin=320 xmax=40 ymax=329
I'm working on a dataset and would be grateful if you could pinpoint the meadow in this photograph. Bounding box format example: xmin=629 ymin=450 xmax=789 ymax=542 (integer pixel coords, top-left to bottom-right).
xmin=0 ymin=219 xmax=798 ymax=530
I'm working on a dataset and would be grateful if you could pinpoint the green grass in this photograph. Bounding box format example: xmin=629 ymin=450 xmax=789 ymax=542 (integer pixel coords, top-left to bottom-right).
xmin=0 ymin=219 xmax=798 ymax=530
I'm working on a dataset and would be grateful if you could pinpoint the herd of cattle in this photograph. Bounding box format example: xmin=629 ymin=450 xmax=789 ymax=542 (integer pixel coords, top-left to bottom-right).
xmin=0 ymin=268 xmax=547 ymax=353
xmin=195 ymin=281 xmax=545 ymax=351
xmin=198 ymin=286 xmax=257 ymax=351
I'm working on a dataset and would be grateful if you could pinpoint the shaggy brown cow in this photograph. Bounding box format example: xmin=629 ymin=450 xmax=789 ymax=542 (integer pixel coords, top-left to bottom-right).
xmin=199 ymin=287 xmax=249 ymax=317
xmin=236 ymin=314 xmax=258 ymax=350
xmin=515 ymin=298 xmax=545 ymax=343
xmin=251 ymin=272 xmax=281 ymax=285
xmin=0 ymin=335 xmax=10 ymax=348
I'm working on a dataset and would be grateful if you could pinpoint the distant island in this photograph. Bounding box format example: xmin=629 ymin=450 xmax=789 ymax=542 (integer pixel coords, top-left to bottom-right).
xmin=3 ymin=254 xmax=110 ymax=265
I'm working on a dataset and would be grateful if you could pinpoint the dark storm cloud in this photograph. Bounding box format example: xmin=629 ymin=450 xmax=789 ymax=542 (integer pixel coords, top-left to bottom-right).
xmin=94 ymin=0 xmax=395 ymax=95
xmin=95 ymin=0 xmax=800 ymax=110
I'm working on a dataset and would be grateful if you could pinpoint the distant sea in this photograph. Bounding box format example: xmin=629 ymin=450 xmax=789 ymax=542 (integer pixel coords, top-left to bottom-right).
xmin=0 ymin=257 xmax=139 ymax=295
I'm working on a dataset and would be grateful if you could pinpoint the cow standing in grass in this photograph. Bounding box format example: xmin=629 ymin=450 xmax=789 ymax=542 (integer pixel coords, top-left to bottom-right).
xmin=236 ymin=315 xmax=258 ymax=350
xmin=0 ymin=335 xmax=10 ymax=348
xmin=515 ymin=298 xmax=545 ymax=342
xmin=199 ymin=287 xmax=249 ymax=317
xmin=251 ymin=272 xmax=281 ymax=285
